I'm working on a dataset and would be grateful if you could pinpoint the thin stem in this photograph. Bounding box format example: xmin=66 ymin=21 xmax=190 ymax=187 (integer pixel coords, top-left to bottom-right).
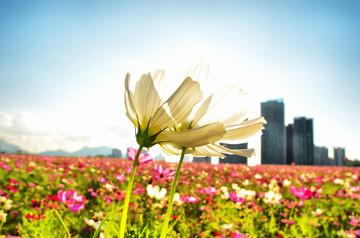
xmin=53 ymin=209 xmax=71 ymax=238
xmin=160 ymin=147 xmax=186 ymax=238
xmin=93 ymin=208 xmax=120 ymax=238
xmin=119 ymin=145 xmax=143 ymax=238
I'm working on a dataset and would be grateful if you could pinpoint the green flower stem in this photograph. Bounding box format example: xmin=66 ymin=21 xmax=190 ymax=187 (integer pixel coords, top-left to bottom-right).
xmin=53 ymin=209 xmax=71 ymax=238
xmin=160 ymin=147 xmax=186 ymax=238
xmin=119 ymin=145 xmax=143 ymax=238
xmin=93 ymin=209 xmax=119 ymax=238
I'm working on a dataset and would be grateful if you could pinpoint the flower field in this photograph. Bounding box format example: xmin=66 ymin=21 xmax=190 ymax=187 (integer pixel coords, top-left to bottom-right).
xmin=0 ymin=153 xmax=359 ymax=238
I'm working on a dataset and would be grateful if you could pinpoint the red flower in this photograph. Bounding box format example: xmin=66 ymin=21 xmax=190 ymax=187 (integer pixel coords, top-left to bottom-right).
xmin=46 ymin=195 xmax=59 ymax=202
xmin=25 ymin=213 xmax=46 ymax=221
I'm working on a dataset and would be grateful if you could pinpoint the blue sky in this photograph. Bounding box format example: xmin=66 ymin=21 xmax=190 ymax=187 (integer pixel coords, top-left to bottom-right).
xmin=0 ymin=0 xmax=359 ymax=161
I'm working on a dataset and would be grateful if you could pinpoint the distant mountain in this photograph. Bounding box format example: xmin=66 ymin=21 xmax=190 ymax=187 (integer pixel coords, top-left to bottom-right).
xmin=0 ymin=138 xmax=117 ymax=157
xmin=37 ymin=146 xmax=113 ymax=157
xmin=37 ymin=149 xmax=72 ymax=156
xmin=0 ymin=139 xmax=24 ymax=154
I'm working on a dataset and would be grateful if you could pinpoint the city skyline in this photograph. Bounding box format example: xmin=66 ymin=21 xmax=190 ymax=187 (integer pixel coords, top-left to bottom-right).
xmin=1 ymin=1 xmax=359 ymax=161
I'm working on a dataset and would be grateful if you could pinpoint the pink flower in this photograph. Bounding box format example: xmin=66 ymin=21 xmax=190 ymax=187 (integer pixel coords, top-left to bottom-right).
xmin=229 ymin=191 xmax=246 ymax=203
xmin=1 ymin=162 xmax=12 ymax=171
xmin=231 ymin=231 xmax=249 ymax=238
xmin=153 ymin=164 xmax=175 ymax=182
xmin=87 ymin=188 xmax=98 ymax=197
xmin=348 ymin=216 xmax=360 ymax=226
xmin=125 ymin=165 xmax=140 ymax=175
xmin=198 ymin=186 xmax=218 ymax=196
xmin=289 ymin=186 xmax=312 ymax=200
xmin=115 ymin=173 xmax=126 ymax=183
xmin=281 ymin=219 xmax=295 ymax=226
xmin=128 ymin=147 xmax=153 ymax=165
xmin=58 ymin=190 xmax=85 ymax=212
xmin=297 ymin=200 xmax=305 ymax=207
xmin=98 ymin=177 xmax=108 ymax=183
xmin=181 ymin=196 xmax=200 ymax=203
xmin=43 ymin=157 xmax=52 ymax=163
xmin=349 ymin=186 xmax=360 ymax=193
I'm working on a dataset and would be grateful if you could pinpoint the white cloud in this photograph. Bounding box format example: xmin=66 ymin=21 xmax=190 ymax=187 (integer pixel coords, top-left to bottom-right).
xmin=0 ymin=109 xmax=135 ymax=153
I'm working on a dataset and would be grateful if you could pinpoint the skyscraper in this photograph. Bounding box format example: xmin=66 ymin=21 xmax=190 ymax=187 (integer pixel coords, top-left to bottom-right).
xmin=314 ymin=146 xmax=329 ymax=166
xmin=219 ymin=143 xmax=248 ymax=164
xmin=334 ymin=147 xmax=345 ymax=166
xmin=293 ymin=117 xmax=314 ymax=165
xmin=193 ymin=156 xmax=211 ymax=163
xmin=261 ymin=99 xmax=286 ymax=164
xmin=286 ymin=124 xmax=294 ymax=164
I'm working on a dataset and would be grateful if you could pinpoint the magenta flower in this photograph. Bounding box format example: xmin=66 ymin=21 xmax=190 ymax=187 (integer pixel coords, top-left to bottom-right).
xmin=289 ymin=186 xmax=312 ymax=200
xmin=87 ymin=188 xmax=98 ymax=197
xmin=181 ymin=196 xmax=200 ymax=203
xmin=97 ymin=177 xmax=108 ymax=183
xmin=281 ymin=219 xmax=295 ymax=226
xmin=115 ymin=173 xmax=126 ymax=183
xmin=128 ymin=147 xmax=153 ymax=165
xmin=198 ymin=186 xmax=218 ymax=196
xmin=1 ymin=162 xmax=12 ymax=171
xmin=28 ymin=182 xmax=37 ymax=187
xmin=125 ymin=165 xmax=140 ymax=175
xmin=58 ymin=190 xmax=85 ymax=212
xmin=229 ymin=191 xmax=246 ymax=203
xmin=231 ymin=231 xmax=249 ymax=238
xmin=348 ymin=215 xmax=360 ymax=226
xmin=154 ymin=164 xmax=175 ymax=182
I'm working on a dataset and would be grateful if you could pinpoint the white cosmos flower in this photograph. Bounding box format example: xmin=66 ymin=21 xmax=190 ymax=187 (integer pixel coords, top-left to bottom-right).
xmin=263 ymin=190 xmax=282 ymax=205
xmin=156 ymin=63 xmax=266 ymax=157
xmin=158 ymin=88 xmax=266 ymax=157
xmin=146 ymin=184 xmax=167 ymax=200
xmin=173 ymin=193 xmax=183 ymax=206
xmin=124 ymin=70 xmax=226 ymax=148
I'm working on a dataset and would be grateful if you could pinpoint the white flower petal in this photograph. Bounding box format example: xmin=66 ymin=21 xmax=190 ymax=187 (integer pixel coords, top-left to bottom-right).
xmin=196 ymin=86 xmax=249 ymax=126
xmin=155 ymin=122 xmax=225 ymax=148
xmin=159 ymin=143 xmax=183 ymax=156
xmin=222 ymin=117 xmax=266 ymax=141
xmin=192 ymin=145 xmax=225 ymax=157
xmin=133 ymin=73 xmax=164 ymax=130
xmin=124 ymin=73 xmax=139 ymax=127
xmin=152 ymin=77 xmax=202 ymax=128
xmin=156 ymin=188 xmax=167 ymax=200
xmin=186 ymin=61 xmax=210 ymax=85
xmin=209 ymin=143 xmax=256 ymax=158
xmin=192 ymin=94 xmax=213 ymax=126
xmin=150 ymin=70 xmax=166 ymax=98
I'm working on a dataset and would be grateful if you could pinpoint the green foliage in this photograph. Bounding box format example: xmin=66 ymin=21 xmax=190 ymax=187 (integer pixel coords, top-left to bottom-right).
xmin=0 ymin=155 xmax=359 ymax=237
xmin=19 ymin=210 xmax=73 ymax=238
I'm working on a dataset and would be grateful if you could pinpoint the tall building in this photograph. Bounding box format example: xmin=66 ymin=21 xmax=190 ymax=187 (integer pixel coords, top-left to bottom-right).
xmin=219 ymin=143 xmax=248 ymax=164
xmin=293 ymin=117 xmax=314 ymax=165
xmin=334 ymin=147 xmax=345 ymax=166
xmin=286 ymin=124 xmax=294 ymax=164
xmin=109 ymin=148 xmax=122 ymax=158
xmin=193 ymin=156 xmax=211 ymax=163
xmin=261 ymin=99 xmax=286 ymax=164
xmin=314 ymin=146 xmax=329 ymax=166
